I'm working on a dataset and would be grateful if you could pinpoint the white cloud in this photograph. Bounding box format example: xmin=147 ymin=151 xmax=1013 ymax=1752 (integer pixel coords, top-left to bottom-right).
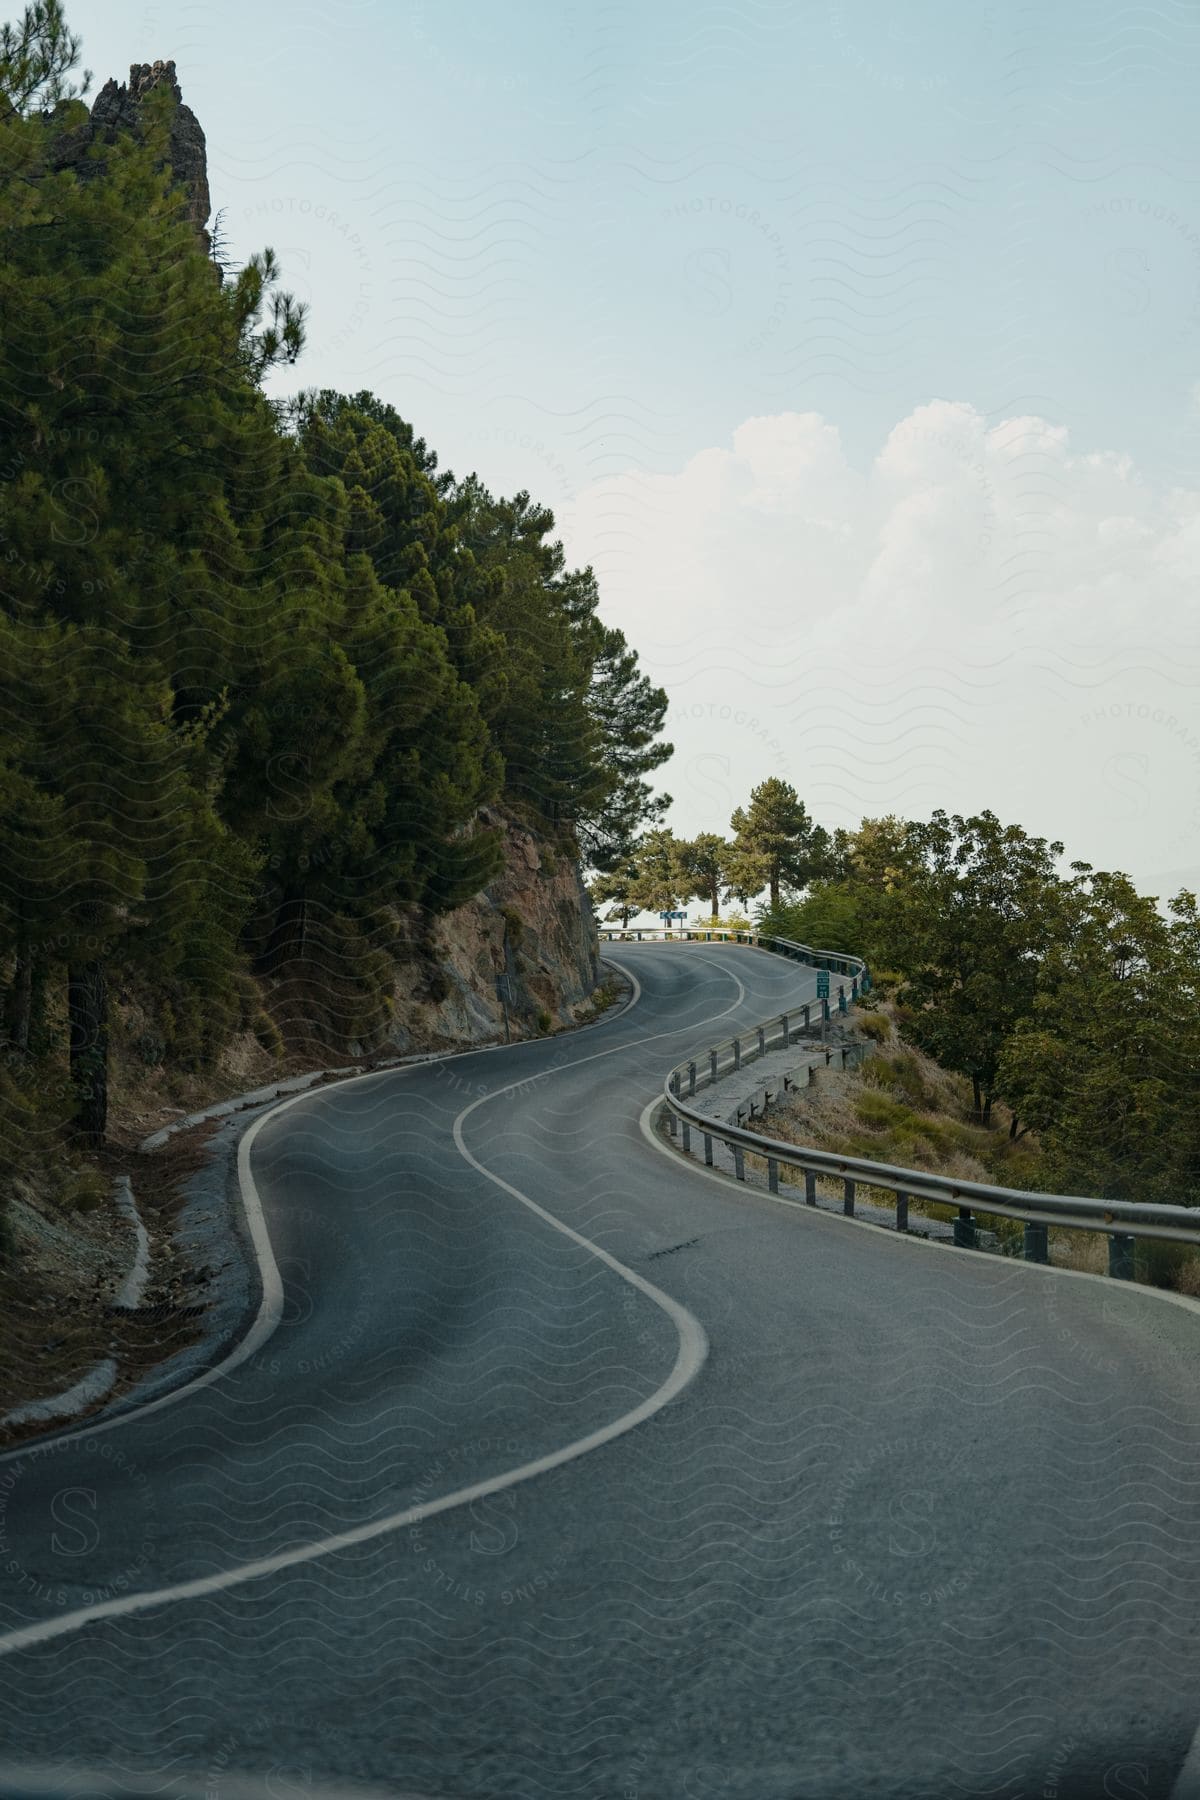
xmin=562 ymin=402 xmax=1200 ymax=895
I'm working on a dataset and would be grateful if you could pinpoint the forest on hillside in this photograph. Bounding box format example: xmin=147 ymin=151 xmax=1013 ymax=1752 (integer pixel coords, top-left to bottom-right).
xmin=598 ymin=779 xmax=1200 ymax=1212
xmin=0 ymin=4 xmax=670 ymax=1212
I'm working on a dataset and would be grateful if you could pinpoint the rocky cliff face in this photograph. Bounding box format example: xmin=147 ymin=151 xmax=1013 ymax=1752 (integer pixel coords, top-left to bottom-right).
xmin=47 ymin=60 xmax=214 ymax=261
xmin=390 ymin=808 xmax=601 ymax=1051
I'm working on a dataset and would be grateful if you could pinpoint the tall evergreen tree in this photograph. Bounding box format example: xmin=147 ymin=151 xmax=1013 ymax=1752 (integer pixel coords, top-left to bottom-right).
xmin=678 ymin=832 xmax=732 ymax=922
xmin=728 ymin=778 xmax=830 ymax=911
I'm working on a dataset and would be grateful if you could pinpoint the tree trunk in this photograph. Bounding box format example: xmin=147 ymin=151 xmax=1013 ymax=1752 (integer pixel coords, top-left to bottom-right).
xmin=68 ymin=958 xmax=109 ymax=1144
xmin=261 ymin=891 xmax=309 ymax=973
xmin=3 ymin=941 xmax=33 ymax=1052
xmin=709 ymin=879 xmax=719 ymax=921
xmin=770 ymin=868 xmax=780 ymax=910
xmin=1009 ymin=1114 xmax=1019 ymax=1140
xmin=982 ymin=1094 xmax=993 ymax=1128
xmin=971 ymin=1074 xmax=982 ymax=1120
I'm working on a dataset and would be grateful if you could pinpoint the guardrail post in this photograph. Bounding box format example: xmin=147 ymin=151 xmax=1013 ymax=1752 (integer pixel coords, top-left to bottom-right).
xmin=803 ymin=1004 xmax=810 ymax=1034
xmin=681 ymin=1121 xmax=691 ymax=1152
xmin=733 ymin=1145 xmax=745 ymax=1181
xmin=666 ymin=1109 xmax=677 ymax=1138
xmin=780 ymin=1012 xmax=789 ymax=1048
xmin=953 ymin=1207 xmax=975 ymax=1249
xmin=1023 ymin=1222 xmax=1049 ymax=1264
xmin=768 ymin=1158 xmax=779 ymax=1194
xmin=840 ymin=1046 xmax=848 ymax=1069
xmin=703 ymin=1133 xmax=713 ymax=1166
xmin=758 ymin=1025 xmax=766 ymax=1056
xmin=805 ymin=1170 xmax=816 ymax=1206
xmin=843 ymin=1176 xmax=855 ymax=1217
xmin=1108 ymin=1233 xmax=1136 ymax=1280
xmin=687 ymin=1061 xmax=696 ymax=1096
xmin=710 ymin=1049 xmax=718 ymax=1083
xmin=896 ymin=1191 xmax=909 ymax=1233
xmin=851 ymin=977 xmax=858 ymax=1000
xmin=733 ymin=1037 xmax=741 ymax=1070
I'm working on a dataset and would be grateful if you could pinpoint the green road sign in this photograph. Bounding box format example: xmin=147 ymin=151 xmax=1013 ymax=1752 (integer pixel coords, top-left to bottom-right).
xmin=816 ymin=970 xmax=830 ymax=999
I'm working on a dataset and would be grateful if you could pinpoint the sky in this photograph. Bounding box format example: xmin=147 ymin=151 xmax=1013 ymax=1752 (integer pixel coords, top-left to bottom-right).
xmin=66 ymin=0 xmax=1200 ymax=904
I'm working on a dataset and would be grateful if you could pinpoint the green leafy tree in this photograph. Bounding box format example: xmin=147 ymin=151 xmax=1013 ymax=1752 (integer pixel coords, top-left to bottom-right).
xmin=626 ymin=827 xmax=687 ymax=919
xmin=448 ymin=480 xmax=669 ymax=864
xmin=290 ymin=394 xmax=505 ymax=914
xmin=997 ymin=872 xmax=1199 ymax=1196
xmin=589 ymin=857 xmax=640 ymax=930
xmin=0 ymin=0 xmax=88 ymax=116
xmin=577 ymin=615 xmax=671 ymax=871
xmin=875 ymin=810 xmax=1066 ymax=1123
xmin=0 ymin=13 xmax=320 ymax=1133
xmin=758 ymin=883 xmax=866 ymax=957
xmin=678 ymin=832 xmax=732 ymax=922
xmin=0 ymin=1 xmax=674 ymax=1167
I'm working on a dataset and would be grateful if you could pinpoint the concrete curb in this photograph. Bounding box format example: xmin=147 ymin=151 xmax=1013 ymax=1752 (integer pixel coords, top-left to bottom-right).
xmin=111 ymin=1175 xmax=150 ymax=1310
xmin=4 ymin=966 xmax=637 ymax=1452
xmin=0 ymin=1173 xmax=155 ymax=1431
xmin=137 ymin=1057 xmax=436 ymax=1154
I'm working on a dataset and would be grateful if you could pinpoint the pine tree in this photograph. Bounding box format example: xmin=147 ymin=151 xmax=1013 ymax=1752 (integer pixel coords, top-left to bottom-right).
xmin=0 ymin=15 xmax=309 ymax=1134
xmin=728 ymin=779 xmax=830 ymax=911
xmin=677 ymin=833 xmax=731 ymax=922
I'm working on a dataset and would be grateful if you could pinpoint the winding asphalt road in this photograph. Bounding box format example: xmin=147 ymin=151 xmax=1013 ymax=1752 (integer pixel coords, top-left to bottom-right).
xmin=2 ymin=944 xmax=1200 ymax=1799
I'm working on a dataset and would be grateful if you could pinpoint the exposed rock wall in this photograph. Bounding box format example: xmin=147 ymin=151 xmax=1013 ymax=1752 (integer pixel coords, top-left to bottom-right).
xmin=47 ymin=60 xmax=214 ymax=261
xmin=390 ymin=808 xmax=601 ymax=1051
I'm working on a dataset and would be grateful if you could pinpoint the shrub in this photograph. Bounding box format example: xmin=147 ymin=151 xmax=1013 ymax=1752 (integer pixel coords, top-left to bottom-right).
xmin=501 ymin=907 xmax=525 ymax=948
xmin=253 ymin=1011 xmax=285 ymax=1058
xmin=857 ymin=1013 xmax=891 ymax=1044
xmin=235 ymin=972 xmax=261 ymax=1032
xmin=1137 ymin=1238 xmax=1200 ymax=1293
xmin=536 ymin=1008 xmax=553 ymax=1034
xmin=64 ymin=1169 xmax=110 ymax=1215
xmin=855 ymin=1090 xmax=913 ymax=1130
xmin=133 ymin=1029 xmax=166 ymax=1067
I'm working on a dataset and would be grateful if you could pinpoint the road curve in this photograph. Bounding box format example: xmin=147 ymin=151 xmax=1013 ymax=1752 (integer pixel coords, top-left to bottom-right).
xmin=2 ymin=943 xmax=1200 ymax=1800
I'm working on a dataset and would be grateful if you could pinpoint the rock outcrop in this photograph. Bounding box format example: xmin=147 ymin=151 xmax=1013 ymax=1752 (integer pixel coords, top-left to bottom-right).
xmin=47 ymin=60 xmax=214 ymax=262
xmin=390 ymin=808 xmax=601 ymax=1051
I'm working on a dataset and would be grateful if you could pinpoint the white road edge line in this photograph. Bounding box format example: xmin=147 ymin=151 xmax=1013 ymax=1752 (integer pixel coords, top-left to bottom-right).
xmin=0 ymin=947 xmax=667 ymax=1467
xmin=636 ymin=1094 xmax=1200 ymax=1317
xmin=639 ymin=1067 xmax=1200 ymax=1800
xmin=0 ymin=1086 xmax=303 ymax=1466
xmin=0 ymin=946 xmax=777 ymax=1660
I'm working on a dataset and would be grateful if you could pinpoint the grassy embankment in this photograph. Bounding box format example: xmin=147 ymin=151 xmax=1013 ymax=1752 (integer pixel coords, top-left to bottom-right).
xmin=746 ymin=1007 xmax=1200 ymax=1295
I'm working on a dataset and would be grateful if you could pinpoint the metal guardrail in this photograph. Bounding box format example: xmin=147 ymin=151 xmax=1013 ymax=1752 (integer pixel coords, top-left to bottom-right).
xmin=608 ymin=926 xmax=1200 ymax=1277
xmin=599 ymin=923 xmax=866 ymax=986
